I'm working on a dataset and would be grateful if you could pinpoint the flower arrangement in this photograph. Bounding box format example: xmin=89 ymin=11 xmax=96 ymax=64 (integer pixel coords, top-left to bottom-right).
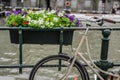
xmin=6 ymin=9 xmax=82 ymax=28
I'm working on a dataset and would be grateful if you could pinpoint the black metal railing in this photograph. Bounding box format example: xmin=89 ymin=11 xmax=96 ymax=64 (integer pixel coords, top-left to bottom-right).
xmin=0 ymin=27 xmax=120 ymax=79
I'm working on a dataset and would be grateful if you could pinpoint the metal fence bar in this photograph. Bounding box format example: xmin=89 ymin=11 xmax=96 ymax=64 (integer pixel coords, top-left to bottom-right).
xmin=1 ymin=27 xmax=120 ymax=30
xmin=0 ymin=65 xmax=34 ymax=68
xmin=18 ymin=26 xmax=23 ymax=73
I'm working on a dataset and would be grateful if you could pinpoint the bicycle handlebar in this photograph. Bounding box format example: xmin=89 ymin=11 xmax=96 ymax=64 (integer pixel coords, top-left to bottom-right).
xmin=103 ymin=18 xmax=116 ymax=24
xmin=93 ymin=16 xmax=116 ymax=24
xmin=84 ymin=16 xmax=118 ymax=26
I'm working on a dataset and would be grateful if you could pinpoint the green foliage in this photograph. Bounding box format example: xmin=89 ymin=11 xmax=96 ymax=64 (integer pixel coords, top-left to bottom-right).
xmin=6 ymin=10 xmax=81 ymax=28
xmin=6 ymin=14 xmax=24 ymax=27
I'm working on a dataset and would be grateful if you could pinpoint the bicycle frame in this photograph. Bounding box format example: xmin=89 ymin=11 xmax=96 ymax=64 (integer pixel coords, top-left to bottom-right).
xmin=26 ymin=15 xmax=120 ymax=80
xmin=60 ymin=27 xmax=120 ymax=80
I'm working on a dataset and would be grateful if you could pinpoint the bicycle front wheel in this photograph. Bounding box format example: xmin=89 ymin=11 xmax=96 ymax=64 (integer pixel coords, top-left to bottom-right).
xmin=29 ymin=54 xmax=89 ymax=80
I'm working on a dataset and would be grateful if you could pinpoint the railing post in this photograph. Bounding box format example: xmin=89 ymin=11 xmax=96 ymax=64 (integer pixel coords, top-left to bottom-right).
xmin=18 ymin=26 xmax=23 ymax=74
xmin=59 ymin=30 xmax=63 ymax=54
xmin=58 ymin=29 xmax=63 ymax=71
xmin=95 ymin=29 xmax=114 ymax=79
xmin=101 ymin=29 xmax=111 ymax=61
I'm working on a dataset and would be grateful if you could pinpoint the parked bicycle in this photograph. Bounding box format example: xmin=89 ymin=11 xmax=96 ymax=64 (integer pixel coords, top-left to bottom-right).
xmin=29 ymin=16 xmax=120 ymax=80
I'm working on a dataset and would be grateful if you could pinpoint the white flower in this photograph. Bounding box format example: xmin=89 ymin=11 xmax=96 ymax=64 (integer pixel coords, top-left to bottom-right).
xmin=22 ymin=15 xmax=25 ymax=18
xmin=33 ymin=20 xmax=37 ymax=24
xmin=27 ymin=16 xmax=31 ymax=21
xmin=45 ymin=21 xmax=49 ymax=25
xmin=39 ymin=10 xmax=45 ymax=14
xmin=50 ymin=22 xmax=54 ymax=26
xmin=50 ymin=10 xmax=56 ymax=14
xmin=41 ymin=25 xmax=45 ymax=28
xmin=53 ymin=17 xmax=59 ymax=22
xmin=46 ymin=12 xmax=52 ymax=15
xmin=61 ymin=11 xmax=65 ymax=14
xmin=39 ymin=18 xmax=44 ymax=24
xmin=58 ymin=12 xmax=64 ymax=17
xmin=28 ymin=10 xmax=33 ymax=14
xmin=29 ymin=20 xmax=38 ymax=24
xmin=35 ymin=11 xmax=40 ymax=14
xmin=43 ymin=14 xmax=47 ymax=18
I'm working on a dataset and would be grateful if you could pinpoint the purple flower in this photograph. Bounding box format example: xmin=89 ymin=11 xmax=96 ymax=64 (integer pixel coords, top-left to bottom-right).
xmin=13 ymin=10 xmax=21 ymax=15
xmin=75 ymin=18 xmax=80 ymax=26
xmin=56 ymin=10 xmax=60 ymax=15
xmin=69 ymin=15 xmax=75 ymax=22
xmin=75 ymin=18 xmax=83 ymax=27
xmin=64 ymin=13 xmax=69 ymax=18
xmin=5 ymin=11 xmax=11 ymax=16
xmin=22 ymin=12 xmax=27 ymax=16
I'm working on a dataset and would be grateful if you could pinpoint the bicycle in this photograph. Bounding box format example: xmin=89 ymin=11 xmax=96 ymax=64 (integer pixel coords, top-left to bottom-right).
xmin=29 ymin=16 xmax=120 ymax=80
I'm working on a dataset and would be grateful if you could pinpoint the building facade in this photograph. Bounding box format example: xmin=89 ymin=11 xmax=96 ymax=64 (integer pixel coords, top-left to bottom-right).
xmin=0 ymin=0 xmax=120 ymax=12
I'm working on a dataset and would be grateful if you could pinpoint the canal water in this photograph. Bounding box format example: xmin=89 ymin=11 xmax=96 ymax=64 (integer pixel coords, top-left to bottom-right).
xmin=0 ymin=18 xmax=120 ymax=80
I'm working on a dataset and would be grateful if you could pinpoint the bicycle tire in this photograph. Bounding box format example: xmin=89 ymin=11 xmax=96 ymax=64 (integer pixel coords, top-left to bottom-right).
xmin=29 ymin=54 xmax=89 ymax=80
